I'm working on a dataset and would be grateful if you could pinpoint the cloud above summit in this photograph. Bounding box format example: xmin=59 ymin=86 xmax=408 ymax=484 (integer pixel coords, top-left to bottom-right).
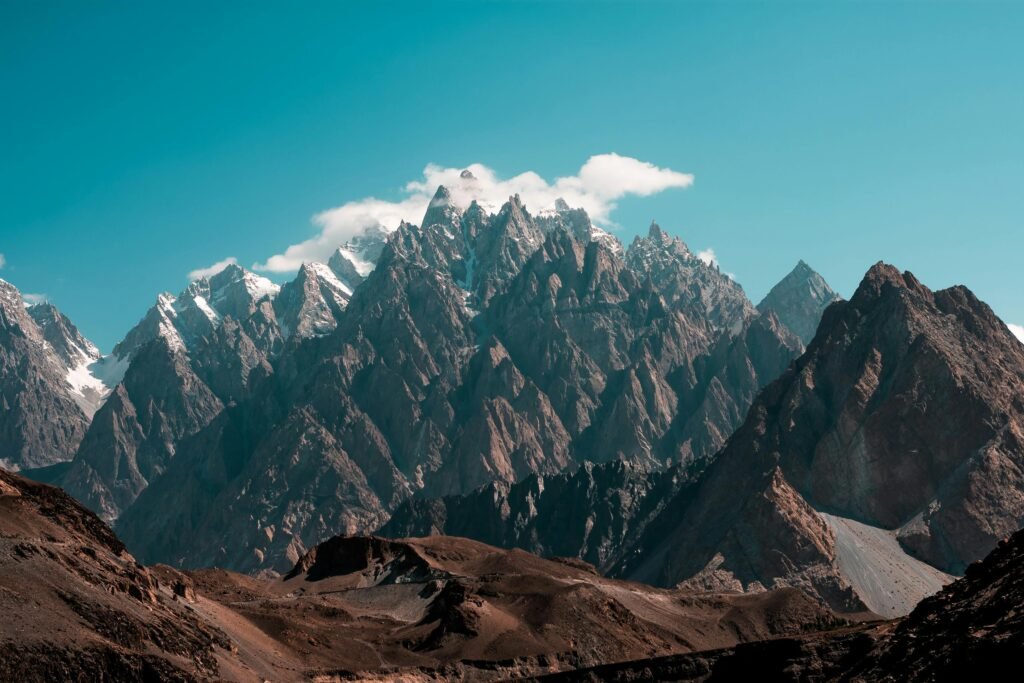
xmin=188 ymin=257 xmax=239 ymax=281
xmin=255 ymin=154 xmax=693 ymax=272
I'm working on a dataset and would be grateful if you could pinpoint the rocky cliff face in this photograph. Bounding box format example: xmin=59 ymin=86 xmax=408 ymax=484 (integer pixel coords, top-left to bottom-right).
xmin=0 ymin=281 xmax=92 ymax=469
xmin=109 ymin=189 xmax=808 ymax=575
xmin=380 ymin=459 xmax=692 ymax=573
xmin=626 ymin=222 xmax=755 ymax=336
xmin=27 ymin=302 xmax=109 ymax=418
xmin=757 ymin=259 xmax=841 ymax=344
xmin=617 ymin=263 xmax=1024 ymax=614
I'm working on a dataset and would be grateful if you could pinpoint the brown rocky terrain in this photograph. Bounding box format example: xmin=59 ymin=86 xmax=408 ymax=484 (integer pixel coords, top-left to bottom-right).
xmin=0 ymin=466 xmax=849 ymax=682
xmin=0 ymin=467 xmax=232 ymax=682
xmin=617 ymin=262 xmax=1024 ymax=614
xmin=526 ymin=525 xmax=1024 ymax=682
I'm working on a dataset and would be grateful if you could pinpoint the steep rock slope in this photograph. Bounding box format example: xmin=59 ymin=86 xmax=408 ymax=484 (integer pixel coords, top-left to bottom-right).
xmin=114 ymin=191 xmax=812 ymax=574
xmin=757 ymin=260 xmax=841 ymax=345
xmin=60 ymin=338 xmax=225 ymax=521
xmin=0 ymin=280 xmax=91 ymax=469
xmin=626 ymin=223 xmax=755 ymax=336
xmin=619 ymin=263 xmax=1024 ymax=614
xmin=27 ymin=302 xmax=111 ymax=417
xmin=0 ymin=467 xmax=234 ymax=682
xmin=380 ymin=460 xmax=691 ymax=573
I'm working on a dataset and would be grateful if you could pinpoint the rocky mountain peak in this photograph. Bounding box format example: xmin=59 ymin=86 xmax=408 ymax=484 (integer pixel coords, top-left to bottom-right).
xmin=421 ymin=185 xmax=462 ymax=231
xmin=620 ymin=262 xmax=1024 ymax=614
xmin=0 ymin=279 xmax=92 ymax=469
xmin=0 ymin=279 xmax=41 ymax=339
xmin=273 ymin=261 xmax=351 ymax=340
xmin=27 ymin=303 xmax=101 ymax=367
xmin=757 ymin=259 xmax=840 ymax=344
xmin=850 ymin=261 xmax=926 ymax=305
xmin=325 ymin=224 xmax=389 ymax=293
xmin=626 ymin=224 xmax=752 ymax=335
xmin=647 ymin=220 xmax=668 ymax=241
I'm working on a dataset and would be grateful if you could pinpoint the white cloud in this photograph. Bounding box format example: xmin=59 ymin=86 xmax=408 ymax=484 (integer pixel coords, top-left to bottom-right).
xmin=21 ymin=293 xmax=47 ymax=306
xmin=255 ymin=153 xmax=694 ymax=272
xmin=1009 ymin=323 xmax=1024 ymax=343
xmin=0 ymin=253 xmax=6 ymax=269
xmin=696 ymin=248 xmax=717 ymax=267
xmin=696 ymin=247 xmax=737 ymax=280
xmin=188 ymin=257 xmax=238 ymax=281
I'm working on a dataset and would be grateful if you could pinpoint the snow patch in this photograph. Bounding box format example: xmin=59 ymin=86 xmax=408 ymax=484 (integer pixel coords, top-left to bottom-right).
xmin=242 ymin=272 xmax=280 ymax=301
xmin=336 ymin=246 xmax=376 ymax=278
xmin=309 ymin=262 xmax=353 ymax=299
xmin=192 ymin=295 xmax=221 ymax=324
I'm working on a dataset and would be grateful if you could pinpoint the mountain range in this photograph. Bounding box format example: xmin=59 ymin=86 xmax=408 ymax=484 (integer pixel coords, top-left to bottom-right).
xmin=2 ymin=184 xmax=1023 ymax=680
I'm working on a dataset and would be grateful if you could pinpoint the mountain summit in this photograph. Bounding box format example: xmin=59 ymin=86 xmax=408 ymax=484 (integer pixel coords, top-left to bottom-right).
xmin=620 ymin=262 xmax=1024 ymax=615
xmin=757 ymin=259 xmax=841 ymax=344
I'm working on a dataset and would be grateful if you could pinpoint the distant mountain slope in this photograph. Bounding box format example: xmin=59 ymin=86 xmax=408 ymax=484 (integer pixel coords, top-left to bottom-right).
xmin=757 ymin=260 xmax=841 ymax=344
xmin=0 ymin=280 xmax=92 ymax=469
xmin=380 ymin=460 xmax=691 ymax=573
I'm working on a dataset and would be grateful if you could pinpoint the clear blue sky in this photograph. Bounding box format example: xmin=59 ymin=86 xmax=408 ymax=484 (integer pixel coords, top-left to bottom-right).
xmin=3 ymin=1 xmax=1023 ymax=351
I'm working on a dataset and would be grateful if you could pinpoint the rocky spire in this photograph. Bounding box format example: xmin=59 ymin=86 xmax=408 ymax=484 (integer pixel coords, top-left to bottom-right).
xmin=757 ymin=259 xmax=841 ymax=344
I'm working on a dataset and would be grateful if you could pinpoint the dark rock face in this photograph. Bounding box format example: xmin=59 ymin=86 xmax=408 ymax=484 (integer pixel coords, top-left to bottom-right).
xmin=0 ymin=281 xmax=91 ymax=469
xmin=617 ymin=263 xmax=1024 ymax=611
xmin=757 ymin=260 xmax=841 ymax=344
xmin=380 ymin=460 xmax=691 ymax=573
xmin=851 ymin=527 xmax=1024 ymax=680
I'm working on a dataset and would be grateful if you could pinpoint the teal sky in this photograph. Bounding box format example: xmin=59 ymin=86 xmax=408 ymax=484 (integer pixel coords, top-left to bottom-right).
xmin=3 ymin=1 xmax=1023 ymax=351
